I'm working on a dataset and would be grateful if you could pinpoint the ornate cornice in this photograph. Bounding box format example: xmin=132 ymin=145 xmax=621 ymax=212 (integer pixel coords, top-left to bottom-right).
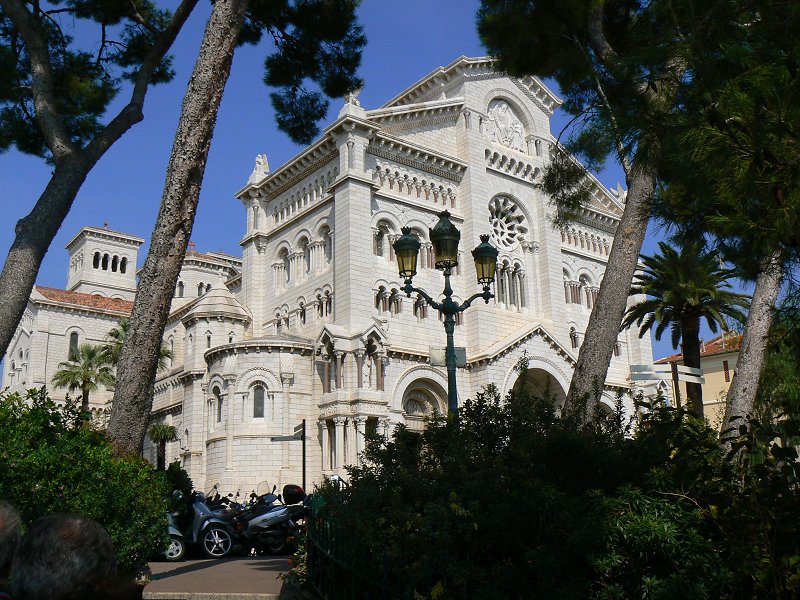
xmin=381 ymin=56 xmax=561 ymax=116
xmin=367 ymin=133 xmax=467 ymax=183
xmin=367 ymin=98 xmax=464 ymax=133
xmin=204 ymin=338 xmax=314 ymax=364
xmin=236 ymin=137 xmax=338 ymax=200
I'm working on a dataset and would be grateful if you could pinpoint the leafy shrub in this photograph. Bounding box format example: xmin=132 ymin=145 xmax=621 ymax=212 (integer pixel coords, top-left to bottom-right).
xmin=0 ymin=388 xmax=168 ymax=573
xmin=307 ymin=386 xmax=800 ymax=599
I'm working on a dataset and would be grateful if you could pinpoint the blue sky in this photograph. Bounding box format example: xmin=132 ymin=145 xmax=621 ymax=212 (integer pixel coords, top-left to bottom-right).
xmin=0 ymin=0 xmax=678 ymax=358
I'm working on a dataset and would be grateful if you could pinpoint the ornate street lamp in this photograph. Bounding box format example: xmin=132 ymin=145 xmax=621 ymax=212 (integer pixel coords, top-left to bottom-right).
xmin=393 ymin=210 xmax=499 ymax=418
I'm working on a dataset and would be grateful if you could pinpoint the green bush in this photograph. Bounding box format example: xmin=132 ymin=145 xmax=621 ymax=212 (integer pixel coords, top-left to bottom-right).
xmin=0 ymin=388 xmax=168 ymax=573
xmin=308 ymin=386 xmax=800 ymax=599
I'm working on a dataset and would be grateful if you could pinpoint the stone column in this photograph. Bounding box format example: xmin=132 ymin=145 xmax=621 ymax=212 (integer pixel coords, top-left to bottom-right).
xmin=377 ymin=355 xmax=387 ymax=392
xmin=272 ymin=262 xmax=285 ymax=291
xmin=319 ymin=420 xmax=329 ymax=472
xmin=353 ymin=416 xmax=366 ymax=460
xmin=322 ymin=360 xmax=331 ymax=394
xmin=355 ymin=350 xmax=365 ymax=389
xmin=333 ymin=417 xmax=347 ymax=470
xmin=224 ymin=378 xmax=236 ymax=490
xmin=335 ymin=352 xmax=344 ymax=389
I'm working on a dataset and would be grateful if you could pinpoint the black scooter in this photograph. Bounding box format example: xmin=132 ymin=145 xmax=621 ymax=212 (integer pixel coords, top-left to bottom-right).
xmin=165 ymin=490 xmax=236 ymax=560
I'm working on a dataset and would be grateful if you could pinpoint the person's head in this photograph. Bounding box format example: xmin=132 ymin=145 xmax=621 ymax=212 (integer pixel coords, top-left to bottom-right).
xmin=0 ymin=501 xmax=21 ymax=582
xmin=11 ymin=513 xmax=118 ymax=600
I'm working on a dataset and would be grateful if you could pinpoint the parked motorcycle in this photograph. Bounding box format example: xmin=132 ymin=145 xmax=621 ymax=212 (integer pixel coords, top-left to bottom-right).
xmin=231 ymin=484 xmax=307 ymax=555
xmin=164 ymin=490 xmax=236 ymax=560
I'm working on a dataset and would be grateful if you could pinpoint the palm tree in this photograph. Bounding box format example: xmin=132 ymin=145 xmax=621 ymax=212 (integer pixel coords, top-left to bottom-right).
xmin=148 ymin=423 xmax=178 ymax=471
xmin=51 ymin=343 xmax=116 ymax=412
xmin=102 ymin=318 xmax=172 ymax=371
xmin=622 ymin=241 xmax=750 ymax=417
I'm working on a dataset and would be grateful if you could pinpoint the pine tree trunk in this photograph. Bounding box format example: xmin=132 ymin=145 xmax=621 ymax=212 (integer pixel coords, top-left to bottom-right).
xmin=680 ymin=316 xmax=703 ymax=417
xmin=107 ymin=0 xmax=249 ymax=456
xmin=0 ymin=158 xmax=91 ymax=361
xmin=564 ymin=156 xmax=656 ymax=417
xmin=723 ymin=250 xmax=784 ymax=428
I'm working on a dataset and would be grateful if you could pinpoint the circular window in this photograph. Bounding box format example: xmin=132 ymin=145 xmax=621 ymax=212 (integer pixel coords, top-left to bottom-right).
xmin=489 ymin=196 xmax=528 ymax=249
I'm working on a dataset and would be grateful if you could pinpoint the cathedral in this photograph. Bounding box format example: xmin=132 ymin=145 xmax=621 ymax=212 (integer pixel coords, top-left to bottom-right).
xmin=2 ymin=57 xmax=652 ymax=494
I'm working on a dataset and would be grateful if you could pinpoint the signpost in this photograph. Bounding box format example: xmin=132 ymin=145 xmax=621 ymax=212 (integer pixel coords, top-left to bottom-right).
xmin=270 ymin=419 xmax=306 ymax=490
xmin=630 ymin=363 xmax=704 ymax=407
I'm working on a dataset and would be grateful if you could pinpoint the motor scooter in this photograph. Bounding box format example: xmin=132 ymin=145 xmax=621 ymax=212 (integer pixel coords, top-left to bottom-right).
xmin=232 ymin=484 xmax=307 ymax=555
xmin=165 ymin=490 xmax=236 ymax=560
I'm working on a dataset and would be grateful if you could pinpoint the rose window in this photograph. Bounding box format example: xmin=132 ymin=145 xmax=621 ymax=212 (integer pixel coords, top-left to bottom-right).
xmin=489 ymin=196 xmax=528 ymax=249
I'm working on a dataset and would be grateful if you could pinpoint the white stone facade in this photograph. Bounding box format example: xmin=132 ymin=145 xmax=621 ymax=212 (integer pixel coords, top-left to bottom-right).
xmin=3 ymin=57 xmax=652 ymax=495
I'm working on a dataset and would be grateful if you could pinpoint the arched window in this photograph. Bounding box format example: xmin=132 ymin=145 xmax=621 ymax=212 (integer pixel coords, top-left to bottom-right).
xmin=101 ymin=254 xmax=109 ymax=270
xmin=68 ymin=332 xmax=79 ymax=359
xmin=176 ymin=281 xmax=184 ymax=298
xmin=278 ymin=248 xmax=290 ymax=285
xmin=374 ymin=221 xmax=392 ymax=257
xmin=111 ymin=256 xmax=118 ymax=272
xmin=168 ymin=338 xmax=174 ymax=368
xmin=414 ymin=296 xmax=427 ymax=320
xmin=120 ymin=257 xmax=127 ymax=274
xmin=410 ymin=229 xmax=425 ymax=269
xmin=388 ymin=289 xmax=400 ymax=316
xmin=93 ymin=252 xmax=100 ymax=268
xmin=213 ymin=386 xmax=223 ymax=423
xmin=570 ymin=327 xmax=579 ymax=349
xmin=375 ymin=286 xmax=386 ymax=311
xmin=253 ymin=385 xmax=265 ymax=418
xmin=299 ymin=303 xmax=306 ymax=325
xmin=320 ymin=226 xmax=332 ymax=266
xmin=198 ymin=282 xmax=205 ymax=297
xmin=300 ymin=238 xmax=311 ymax=276
xmin=324 ymin=291 xmax=332 ymax=316
xmin=206 ymin=331 xmax=212 ymax=348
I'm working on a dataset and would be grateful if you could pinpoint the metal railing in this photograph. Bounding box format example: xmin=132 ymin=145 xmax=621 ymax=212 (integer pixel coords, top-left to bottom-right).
xmin=306 ymin=497 xmax=396 ymax=599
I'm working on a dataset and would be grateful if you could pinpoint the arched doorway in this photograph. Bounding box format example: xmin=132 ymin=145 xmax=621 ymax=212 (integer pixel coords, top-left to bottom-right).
xmin=401 ymin=379 xmax=446 ymax=431
xmin=511 ymin=368 xmax=567 ymax=407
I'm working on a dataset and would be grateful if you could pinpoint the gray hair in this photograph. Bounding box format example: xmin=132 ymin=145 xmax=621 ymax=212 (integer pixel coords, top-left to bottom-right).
xmin=0 ymin=501 xmax=21 ymax=579
xmin=11 ymin=513 xmax=118 ymax=600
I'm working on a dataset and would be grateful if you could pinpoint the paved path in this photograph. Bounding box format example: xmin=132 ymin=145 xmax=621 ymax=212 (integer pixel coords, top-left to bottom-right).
xmin=144 ymin=556 xmax=290 ymax=600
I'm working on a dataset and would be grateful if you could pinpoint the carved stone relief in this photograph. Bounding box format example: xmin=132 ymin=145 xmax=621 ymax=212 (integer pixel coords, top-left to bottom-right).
xmin=485 ymin=99 xmax=526 ymax=152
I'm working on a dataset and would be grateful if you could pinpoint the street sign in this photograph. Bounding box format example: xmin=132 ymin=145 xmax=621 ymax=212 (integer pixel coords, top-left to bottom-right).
xmin=630 ymin=363 xmax=705 ymax=384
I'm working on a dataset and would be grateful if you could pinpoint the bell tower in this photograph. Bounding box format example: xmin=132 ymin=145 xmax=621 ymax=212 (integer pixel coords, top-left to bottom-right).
xmin=65 ymin=226 xmax=144 ymax=300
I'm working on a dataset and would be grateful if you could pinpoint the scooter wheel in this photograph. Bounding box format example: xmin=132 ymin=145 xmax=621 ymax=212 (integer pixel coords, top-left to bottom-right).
xmin=165 ymin=535 xmax=186 ymax=561
xmin=261 ymin=533 xmax=287 ymax=555
xmin=202 ymin=526 xmax=233 ymax=559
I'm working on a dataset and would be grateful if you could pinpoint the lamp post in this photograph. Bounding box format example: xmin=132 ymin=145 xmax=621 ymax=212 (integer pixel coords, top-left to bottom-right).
xmin=392 ymin=210 xmax=499 ymax=417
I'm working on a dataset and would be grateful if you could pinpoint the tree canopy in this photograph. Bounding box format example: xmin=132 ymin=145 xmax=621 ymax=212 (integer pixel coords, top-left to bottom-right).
xmin=51 ymin=342 xmax=115 ymax=412
xmin=622 ymin=241 xmax=749 ymax=415
xmin=478 ymin=0 xmax=693 ymax=414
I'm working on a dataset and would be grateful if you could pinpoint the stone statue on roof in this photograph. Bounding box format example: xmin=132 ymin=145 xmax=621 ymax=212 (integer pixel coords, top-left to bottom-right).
xmin=248 ymin=154 xmax=270 ymax=185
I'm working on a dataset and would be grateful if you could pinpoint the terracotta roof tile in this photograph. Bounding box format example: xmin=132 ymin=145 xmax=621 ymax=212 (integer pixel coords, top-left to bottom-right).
xmin=655 ymin=332 xmax=742 ymax=364
xmin=35 ymin=286 xmax=133 ymax=313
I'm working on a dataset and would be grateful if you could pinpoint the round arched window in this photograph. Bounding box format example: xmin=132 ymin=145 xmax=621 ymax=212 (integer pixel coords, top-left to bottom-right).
xmin=489 ymin=196 xmax=529 ymax=250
